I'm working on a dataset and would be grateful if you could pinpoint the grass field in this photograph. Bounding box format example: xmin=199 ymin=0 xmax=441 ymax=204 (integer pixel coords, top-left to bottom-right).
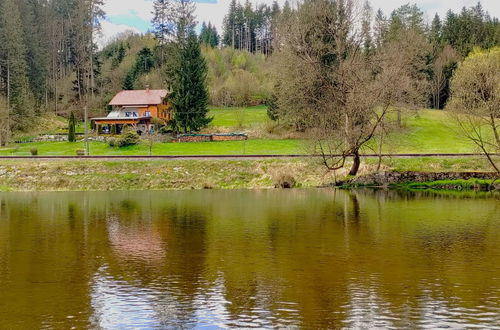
xmin=0 ymin=139 xmax=305 ymax=156
xmin=382 ymin=110 xmax=473 ymax=153
xmin=0 ymin=107 xmax=483 ymax=156
xmin=208 ymin=105 xmax=269 ymax=128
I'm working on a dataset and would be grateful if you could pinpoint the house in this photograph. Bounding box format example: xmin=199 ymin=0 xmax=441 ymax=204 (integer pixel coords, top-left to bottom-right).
xmin=92 ymin=88 xmax=172 ymax=135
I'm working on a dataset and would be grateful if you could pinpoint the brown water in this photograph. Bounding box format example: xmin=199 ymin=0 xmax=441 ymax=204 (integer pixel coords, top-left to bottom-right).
xmin=0 ymin=189 xmax=499 ymax=329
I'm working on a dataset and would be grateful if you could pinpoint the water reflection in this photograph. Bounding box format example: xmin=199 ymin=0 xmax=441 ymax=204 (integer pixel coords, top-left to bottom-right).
xmin=0 ymin=189 xmax=499 ymax=328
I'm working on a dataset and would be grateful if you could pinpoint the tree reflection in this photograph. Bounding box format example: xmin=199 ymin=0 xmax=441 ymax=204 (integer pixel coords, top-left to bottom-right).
xmin=0 ymin=190 xmax=499 ymax=328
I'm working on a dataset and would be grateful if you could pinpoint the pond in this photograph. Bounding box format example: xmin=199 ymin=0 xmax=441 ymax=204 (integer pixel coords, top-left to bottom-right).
xmin=0 ymin=189 xmax=499 ymax=329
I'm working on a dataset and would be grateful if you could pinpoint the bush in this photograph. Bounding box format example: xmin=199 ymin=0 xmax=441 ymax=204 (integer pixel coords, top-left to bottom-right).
xmin=76 ymin=149 xmax=85 ymax=156
xmin=107 ymin=137 xmax=117 ymax=147
xmin=68 ymin=112 xmax=76 ymax=142
xmin=275 ymin=174 xmax=296 ymax=189
xmin=30 ymin=148 xmax=38 ymax=156
xmin=118 ymin=130 xmax=140 ymax=147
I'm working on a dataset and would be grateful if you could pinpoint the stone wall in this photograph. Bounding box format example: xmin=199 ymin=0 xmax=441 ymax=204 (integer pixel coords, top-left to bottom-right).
xmin=176 ymin=133 xmax=248 ymax=143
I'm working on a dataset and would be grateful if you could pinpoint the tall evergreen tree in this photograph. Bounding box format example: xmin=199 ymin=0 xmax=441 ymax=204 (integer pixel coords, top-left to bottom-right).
xmin=0 ymin=0 xmax=31 ymax=130
xmin=373 ymin=9 xmax=388 ymax=48
xmin=171 ymin=32 xmax=211 ymax=133
xmin=199 ymin=22 xmax=219 ymax=47
xmin=361 ymin=1 xmax=373 ymax=54
xmin=68 ymin=111 xmax=76 ymax=142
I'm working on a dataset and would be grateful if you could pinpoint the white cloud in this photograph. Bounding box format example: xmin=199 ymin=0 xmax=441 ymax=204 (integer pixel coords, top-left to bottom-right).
xmin=99 ymin=0 xmax=500 ymax=43
xmin=103 ymin=0 xmax=154 ymax=21
xmin=98 ymin=21 xmax=142 ymax=47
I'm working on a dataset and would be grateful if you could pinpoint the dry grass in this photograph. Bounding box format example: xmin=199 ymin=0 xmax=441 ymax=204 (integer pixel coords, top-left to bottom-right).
xmin=0 ymin=157 xmax=495 ymax=192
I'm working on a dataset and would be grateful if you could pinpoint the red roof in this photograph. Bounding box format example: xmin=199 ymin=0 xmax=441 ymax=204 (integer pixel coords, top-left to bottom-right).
xmin=109 ymin=89 xmax=168 ymax=106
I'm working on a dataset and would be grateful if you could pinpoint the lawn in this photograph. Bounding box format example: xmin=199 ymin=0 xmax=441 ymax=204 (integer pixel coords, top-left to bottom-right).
xmin=0 ymin=107 xmax=483 ymax=156
xmin=0 ymin=139 xmax=305 ymax=156
xmin=382 ymin=110 xmax=473 ymax=153
xmin=208 ymin=106 xmax=270 ymax=128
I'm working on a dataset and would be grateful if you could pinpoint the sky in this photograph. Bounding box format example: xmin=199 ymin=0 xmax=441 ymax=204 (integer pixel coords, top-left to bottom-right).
xmin=99 ymin=0 xmax=500 ymax=46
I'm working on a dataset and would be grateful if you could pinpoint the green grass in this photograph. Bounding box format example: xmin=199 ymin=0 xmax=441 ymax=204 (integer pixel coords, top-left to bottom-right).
xmin=382 ymin=110 xmax=473 ymax=153
xmin=0 ymin=107 xmax=488 ymax=156
xmin=208 ymin=106 xmax=270 ymax=128
xmin=402 ymin=179 xmax=495 ymax=190
xmin=0 ymin=139 xmax=304 ymax=156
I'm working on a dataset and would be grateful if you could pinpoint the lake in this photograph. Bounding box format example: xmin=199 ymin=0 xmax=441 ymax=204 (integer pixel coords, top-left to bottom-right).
xmin=0 ymin=189 xmax=499 ymax=329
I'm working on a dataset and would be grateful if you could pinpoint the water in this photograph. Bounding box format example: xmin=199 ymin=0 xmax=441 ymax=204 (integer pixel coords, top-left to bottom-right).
xmin=0 ymin=189 xmax=499 ymax=329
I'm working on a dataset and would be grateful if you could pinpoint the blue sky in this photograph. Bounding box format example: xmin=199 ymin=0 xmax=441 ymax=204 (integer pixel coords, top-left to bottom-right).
xmin=99 ymin=0 xmax=500 ymax=45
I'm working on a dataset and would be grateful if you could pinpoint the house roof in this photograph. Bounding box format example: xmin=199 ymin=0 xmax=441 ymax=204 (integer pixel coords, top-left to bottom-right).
xmin=109 ymin=89 xmax=168 ymax=106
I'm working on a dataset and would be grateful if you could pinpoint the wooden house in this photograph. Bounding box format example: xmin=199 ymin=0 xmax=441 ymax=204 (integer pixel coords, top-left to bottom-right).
xmin=92 ymin=88 xmax=172 ymax=135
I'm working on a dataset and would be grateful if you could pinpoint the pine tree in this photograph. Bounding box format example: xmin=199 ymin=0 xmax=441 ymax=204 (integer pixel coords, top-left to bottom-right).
xmin=68 ymin=111 xmax=76 ymax=142
xmin=123 ymin=71 xmax=136 ymax=90
xmin=223 ymin=0 xmax=238 ymax=47
xmin=200 ymin=22 xmax=219 ymax=47
xmin=152 ymin=0 xmax=173 ymax=63
xmin=361 ymin=1 xmax=373 ymax=55
xmin=135 ymin=47 xmax=155 ymax=74
xmin=373 ymin=9 xmax=388 ymax=48
xmin=0 ymin=0 xmax=31 ymax=131
xmin=171 ymin=32 xmax=211 ymax=133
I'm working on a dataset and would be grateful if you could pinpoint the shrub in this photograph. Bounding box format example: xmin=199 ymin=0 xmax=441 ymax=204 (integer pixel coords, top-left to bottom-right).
xmin=107 ymin=137 xmax=117 ymax=147
xmin=275 ymin=174 xmax=296 ymax=189
xmin=76 ymin=149 xmax=85 ymax=156
xmin=118 ymin=130 xmax=140 ymax=147
xmin=30 ymin=148 xmax=38 ymax=156
xmin=68 ymin=112 xmax=76 ymax=142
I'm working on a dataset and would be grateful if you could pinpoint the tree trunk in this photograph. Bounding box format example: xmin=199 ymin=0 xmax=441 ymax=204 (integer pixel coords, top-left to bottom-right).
xmin=349 ymin=151 xmax=361 ymax=176
xmin=491 ymin=114 xmax=500 ymax=148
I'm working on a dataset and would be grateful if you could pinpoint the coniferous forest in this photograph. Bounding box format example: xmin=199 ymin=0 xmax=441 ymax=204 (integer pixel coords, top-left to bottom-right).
xmin=0 ymin=0 xmax=499 ymax=139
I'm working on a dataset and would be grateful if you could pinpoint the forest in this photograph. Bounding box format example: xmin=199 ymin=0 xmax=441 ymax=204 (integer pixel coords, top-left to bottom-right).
xmin=0 ymin=0 xmax=499 ymax=140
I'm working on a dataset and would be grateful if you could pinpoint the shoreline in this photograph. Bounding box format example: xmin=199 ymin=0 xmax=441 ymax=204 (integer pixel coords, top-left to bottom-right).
xmin=0 ymin=158 xmax=497 ymax=192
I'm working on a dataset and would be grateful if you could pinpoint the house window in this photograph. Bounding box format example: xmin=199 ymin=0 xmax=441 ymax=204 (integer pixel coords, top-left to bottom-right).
xmin=145 ymin=111 xmax=151 ymax=117
xmin=133 ymin=112 xmax=138 ymax=117
xmin=125 ymin=112 xmax=131 ymax=117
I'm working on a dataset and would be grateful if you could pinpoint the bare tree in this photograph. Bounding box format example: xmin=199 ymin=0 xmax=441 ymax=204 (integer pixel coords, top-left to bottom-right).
xmin=447 ymin=48 xmax=500 ymax=173
xmin=273 ymin=0 xmax=427 ymax=176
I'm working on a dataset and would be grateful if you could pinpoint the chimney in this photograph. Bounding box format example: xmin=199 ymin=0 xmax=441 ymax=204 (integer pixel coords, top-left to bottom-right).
xmin=146 ymin=85 xmax=150 ymax=92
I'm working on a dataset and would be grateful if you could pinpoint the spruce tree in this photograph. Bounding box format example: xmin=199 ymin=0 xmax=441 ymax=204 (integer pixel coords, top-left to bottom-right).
xmin=68 ymin=112 xmax=76 ymax=142
xmin=171 ymin=32 xmax=212 ymax=133
xmin=123 ymin=71 xmax=136 ymax=90
xmin=0 ymin=0 xmax=31 ymax=131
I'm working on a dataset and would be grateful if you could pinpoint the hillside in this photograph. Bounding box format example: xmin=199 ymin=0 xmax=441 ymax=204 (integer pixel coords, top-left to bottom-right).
xmin=93 ymin=34 xmax=272 ymax=117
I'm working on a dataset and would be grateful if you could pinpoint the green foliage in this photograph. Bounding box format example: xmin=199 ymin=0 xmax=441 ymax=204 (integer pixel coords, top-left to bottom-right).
xmin=0 ymin=0 xmax=31 ymax=130
xmin=122 ymin=47 xmax=156 ymax=89
xmin=111 ymin=43 xmax=127 ymax=68
xmin=222 ymin=0 xmax=279 ymax=54
xmin=68 ymin=112 xmax=76 ymax=142
xmin=107 ymin=137 xmax=117 ymax=147
xmin=199 ymin=22 xmax=219 ymax=47
xmin=171 ymin=32 xmax=212 ymax=133
xmin=117 ymin=130 xmax=140 ymax=147
xmin=30 ymin=148 xmax=38 ymax=156
xmin=442 ymin=3 xmax=500 ymax=57
xmin=204 ymin=46 xmax=273 ymax=106
xmin=266 ymin=94 xmax=279 ymax=121
xmin=122 ymin=70 xmax=136 ymax=90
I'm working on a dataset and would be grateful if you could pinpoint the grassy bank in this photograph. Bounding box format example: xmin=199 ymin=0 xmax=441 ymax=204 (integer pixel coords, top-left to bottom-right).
xmin=0 ymin=157 xmax=496 ymax=192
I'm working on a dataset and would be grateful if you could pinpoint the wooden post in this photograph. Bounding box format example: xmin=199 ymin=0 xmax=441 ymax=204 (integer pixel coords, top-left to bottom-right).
xmin=84 ymin=105 xmax=89 ymax=155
